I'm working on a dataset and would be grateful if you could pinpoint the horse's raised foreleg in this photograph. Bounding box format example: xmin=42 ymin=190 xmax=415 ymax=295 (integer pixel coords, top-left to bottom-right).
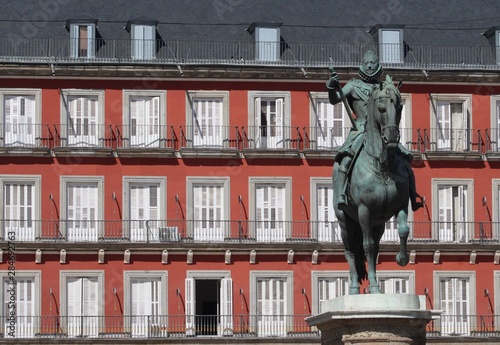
xmin=358 ymin=204 xmax=381 ymax=294
xmin=395 ymin=208 xmax=410 ymax=266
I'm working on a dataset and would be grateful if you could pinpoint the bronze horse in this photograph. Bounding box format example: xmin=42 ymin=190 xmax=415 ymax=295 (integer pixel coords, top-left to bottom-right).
xmin=333 ymin=75 xmax=410 ymax=294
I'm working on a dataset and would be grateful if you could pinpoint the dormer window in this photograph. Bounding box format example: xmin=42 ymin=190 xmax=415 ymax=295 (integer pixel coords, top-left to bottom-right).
xmin=370 ymin=25 xmax=404 ymax=64
xmin=247 ymin=23 xmax=282 ymax=62
xmin=127 ymin=20 xmax=157 ymax=60
xmin=66 ymin=20 xmax=97 ymax=58
xmin=483 ymin=27 xmax=500 ymax=64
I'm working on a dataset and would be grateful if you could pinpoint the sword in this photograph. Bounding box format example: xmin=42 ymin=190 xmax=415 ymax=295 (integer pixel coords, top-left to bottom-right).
xmin=329 ymin=65 xmax=357 ymax=131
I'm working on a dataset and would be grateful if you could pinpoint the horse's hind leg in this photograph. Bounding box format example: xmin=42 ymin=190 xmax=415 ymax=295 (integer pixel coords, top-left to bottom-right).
xmin=395 ymin=208 xmax=410 ymax=266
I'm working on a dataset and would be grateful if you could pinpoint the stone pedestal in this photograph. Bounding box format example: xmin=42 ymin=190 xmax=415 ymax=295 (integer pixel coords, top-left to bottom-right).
xmin=306 ymin=294 xmax=441 ymax=345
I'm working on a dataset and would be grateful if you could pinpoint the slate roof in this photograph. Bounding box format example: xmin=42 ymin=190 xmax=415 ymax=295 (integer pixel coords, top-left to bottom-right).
xmin=0 ymin=0 xmax=498 ymax=46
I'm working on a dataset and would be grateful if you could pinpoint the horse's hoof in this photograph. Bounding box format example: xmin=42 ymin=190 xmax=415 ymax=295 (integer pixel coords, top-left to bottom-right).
xmin=349 ymin=287 xmax=360 ymax=295
xmin=396 ymin=252 xmax=409 ymax=266
xmin=368 ymin=285 xmax=381 ymax=294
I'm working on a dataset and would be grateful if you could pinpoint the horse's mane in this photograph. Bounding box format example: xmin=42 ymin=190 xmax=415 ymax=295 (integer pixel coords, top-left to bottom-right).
xmin=373 ymin=75 xmax=401 ymax=101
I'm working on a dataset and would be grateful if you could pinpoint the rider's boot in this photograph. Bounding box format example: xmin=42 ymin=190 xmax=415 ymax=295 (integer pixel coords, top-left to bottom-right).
xmin=336 ymin=162 xmax=350 ymax=208
xmin=411 ymin=193 xmax=424 ymax=212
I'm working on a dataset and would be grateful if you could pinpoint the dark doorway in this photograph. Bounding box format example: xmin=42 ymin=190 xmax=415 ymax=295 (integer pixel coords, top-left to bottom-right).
xmin=195 ymin=279 xmax=219 ymax=336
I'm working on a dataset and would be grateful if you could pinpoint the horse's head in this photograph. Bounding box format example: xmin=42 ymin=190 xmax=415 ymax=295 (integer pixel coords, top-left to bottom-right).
xmin=369 ymin=75 xmax=403 ymax=151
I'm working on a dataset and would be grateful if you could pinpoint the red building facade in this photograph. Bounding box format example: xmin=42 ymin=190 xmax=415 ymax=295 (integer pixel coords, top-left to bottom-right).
xmin=0 ymin=0 xmax=499 ymax=342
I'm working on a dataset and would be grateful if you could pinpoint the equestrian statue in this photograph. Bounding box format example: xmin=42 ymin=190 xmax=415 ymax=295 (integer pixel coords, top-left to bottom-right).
xmin=326 ymin=50 xmax=423 ymax=294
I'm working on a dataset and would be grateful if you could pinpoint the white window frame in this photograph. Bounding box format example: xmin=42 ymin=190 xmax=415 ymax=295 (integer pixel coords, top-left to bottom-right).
xmin=0 ymin=270 xmax=41 ymax=338
xmin=186 ymin=91 xmax=229 ymax=148
xmin=60 ymin=89 xmax=105 ymax=147
xmin=249 ymin=177 xmax=291 ymax=242
xmin=399 ymin=93 xmax=412 ymax=151
xmin=494 ymin=271 xmax=500 ymax=324
xmin=489 ymin=95 xmax=500 ymax=151
xmin=255 ymin=26 xmax=281 ymax=61
xmin=0 ymin=175 xmax=41 ymax=241
xmin=430 ymin=94 xmax=472 ymax=152
xmin=187 ymin=177 xmax=230 ymax=241
xmin=308 ymin=92 xmax=349 ymax=149
xmin=379 ymin=28 xmax=404 ymax=64
xmin=311 ymin=271 xmax=349 ymax=315
xmin=376 ymin=270 xmax=415 ymax=294
xmin=248 ymin=91 xmax=291 ymax=149
xmin=123 ymin=176 xmax=166 ymax=242
xmin=61 ymin=176 xmax=104 ymax=241
xmin=124 ymin=271 xmax=168 ymax=337
xmin=130 ymin=23 xmax=156 ymax=60
xmin=60 ymin=270 xmax=105 ymax=337
xmin=432 ymin=178 xmax=474 ymax=242
xmin=493 ymin=179 xmax=500 ymax=241
xmin=122 ymin=90 xmax=166 ymax=148
xmin=433 ymin=271 xmax=476 ymax=336
xmin=310 ymin=178 xmax=340 ymax=242
xmin=0 ymin=89 xmax=42 ymax=147
xmin=184 ymin=270 xmax=232 ymax=337
xmin=250 ymin=270 xmax=293 ymax=337
xmin=69 ymin=22 xmax=96 ymax=58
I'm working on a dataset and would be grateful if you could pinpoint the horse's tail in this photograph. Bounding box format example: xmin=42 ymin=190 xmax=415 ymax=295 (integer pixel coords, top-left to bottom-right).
xmin=356 ymin=243 xmax=367 ymax=284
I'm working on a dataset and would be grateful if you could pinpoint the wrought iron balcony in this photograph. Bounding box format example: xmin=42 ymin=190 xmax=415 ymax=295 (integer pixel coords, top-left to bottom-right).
xmin=0 ymin=314 xmax=499 ymax=339
xmin=1 ymin=37 xmax=499 ymax=70
xmin=1 ymin=219 xmax=497 ymax=244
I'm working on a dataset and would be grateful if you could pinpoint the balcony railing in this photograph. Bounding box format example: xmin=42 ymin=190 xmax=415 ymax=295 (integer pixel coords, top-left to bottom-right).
xmin=180 ymin=125 xmax=242 ymax=150
xmin=53 ymin=124 xmax=115 ymax=149
xmin=1 ymin=37 xmax=499 ymax=70
xmin=1 ymin=314 xmax=499 ymax=339
xmin=116 ymin=124 xmax=175 ymax=150
xmin=1 ymin=219 xmax=497 ymax=244
xmin=0 ymin=124 xmax=496 ymax=157
xmin=242 ymin=126 xmax=303 ymax=150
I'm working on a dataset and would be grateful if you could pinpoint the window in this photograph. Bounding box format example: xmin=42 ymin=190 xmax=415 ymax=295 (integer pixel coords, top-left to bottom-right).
xmin=248 ymin=24 xmax=281 ymax=61
xmin=495 ymin=271 xmax=500 ymax=325
xmin=184 ymin=271 xmax=232 ymax=337
xmin=60 ymin=271 xmax=104 ymax=338
xmin=248 ymin=91 xmax=291 ymax=149
xmin=123 ymin=90 xmax=165 ymax=148
xmin=309 ymin=92 xmax=348 ymax=149
xmin=124 ymin=177 xmax=166 ymax=242
xmin=489 ymin=95 xmax=500 ymax=151
xmin=482 ymin=27 xmax=500 ymax=64
xmin=61 ymin=176 xmax=103 ymax=242
xmin=124 ymin=271 xmax=168 ymax=337
xmin=430 ymin=94 xmax=471 ymax=151
xmin=311 ymin=271 xmax=349 ymax=314
xmin=60 ymin=89 xmax=104 ymax=147
xmin=187 ymin=177 xmax=230 ymax=241
xmin=129 ymin=22 xmax=157 ymax=60
xmin=1 ymin=271 xmax=40 ymax=338
xmin=399 ymin=94 xmax=412 ymax=151
xmin=492 ymin=180 xmax=500 ymax=241
xmin=0 ymin=89 xmax=41 ymax=147
xmin=380 ymin=29 xmax=403 ymax=63
xmin=186 ymin=91 xmax=229 ymax=148
xmin=432 ymin=179 xmax=473 ymax=242
xmin=250 ymin=177 xmax=291 ymax=242
xmin=377 ymin=271 xmax=415 ymax=294
xmin=68 ymin=22 xmax=96 ymax=58
xmin=250 ymin=271 xmax=293 ymax=337
xmin=0 ymin=175 xmax=41 ymax=241
xmin=434 ymin=271 xmax=475 ymax=336
xmin=311 ymin=178 xmax=340 ymax=242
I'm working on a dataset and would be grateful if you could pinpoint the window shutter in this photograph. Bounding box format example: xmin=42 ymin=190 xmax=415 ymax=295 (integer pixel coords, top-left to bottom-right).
xmin=67 ymin=278 xmax=82 ymax=317
xmin=438 ymin=186 xmax=453 ymax=241
xmin=185 ymin=278 xmax=195 ymax=334
xmin=220 ymin=278 xmax=233 ymax=334
xmin=70 ymin=25 xmax=79 ymax=58
xmin=436 ymin=101 xmax=451 ymax=149
xmin=83 ymin=277 xmax=98 ymax=317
